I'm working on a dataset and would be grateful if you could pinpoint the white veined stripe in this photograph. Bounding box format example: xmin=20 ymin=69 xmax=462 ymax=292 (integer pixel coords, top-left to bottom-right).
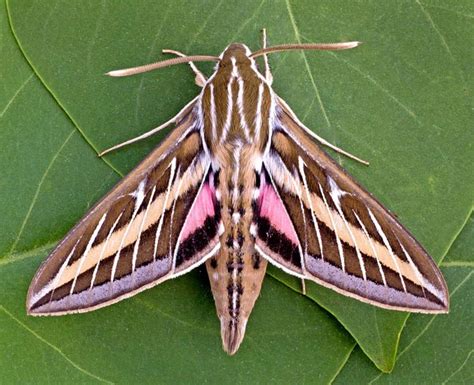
xmin=169 ymin=165 xmax=185 ymax=269
xmin=237 ymin=77 xmax=251 ymax=141
xmin=53 ymin=239 xmax=81 ymax=292
xmin=70 ymin=213 xmax=107 ymax=294
xmin=298 ymin=157 xmax=324 ymax=260
xmin=220 ymin=58 xmax=236 ymax=143
xmin=278 ymin=157 xmax=307 ymax=268
xmin=171 ymin=241 xmax=220 ymax=279
xmin=90 ymin=212 xmax=124 ymax=288
xmin=367 ymin=208 xmax=407 ymax=292
xmin=318 ymin=183 xmax=345 ymax=272
xmin=110 ymin=179 xmax=147 ymax=282
xmin=153 ymin=158 xmax=177 ymax=261
xmin=398 ymin=239 xmax=424 ymax=289
xmin=398 ymin=239 xmax=445 ymax=301
xmin=266 ymin=90 xmax=276 ymax=154
xmin=132 ymin=185 xmax=157 ymax=273
xmin=43 ymin=155 xmax=204 ymax=292
xmin=255 ymin=243 xmax=306 ymax=279
xmin=231 ymin=56 xmax=239 ymax=78
xmin=221 ymin=78 xmax=234 ymax=142
xmin=353 ymin=210 xmax=387 ymax=286
xmin=254 ymin=83 xmax=264 ymax=142
xmin=31 ymin=238 xmax=81 ymax=306
xmin=197 ymin=98 xmax=212 ymax=160
xmin=231 ymin=281 xmax=238 ymax=316
xmin=209 ymin=84 xmax=217 ymax=141
xmin=231 ymin=240 xmax=239 ymax=317
xmin=327 ymin=178 xmax=366 ymax=280
xmin=248 ymin=52 xmax=271 ymax=85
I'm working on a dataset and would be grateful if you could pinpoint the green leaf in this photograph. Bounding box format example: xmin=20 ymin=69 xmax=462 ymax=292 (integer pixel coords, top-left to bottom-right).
xmin=0 ymin=0 xmax=119 ymax=259
xmin=443 ymin=214 xmax=474 ymax=266
xmin=333 ymin=211 xmax=474 ymax=384
xmin=2 ymin=0 xmax=472 ymax=378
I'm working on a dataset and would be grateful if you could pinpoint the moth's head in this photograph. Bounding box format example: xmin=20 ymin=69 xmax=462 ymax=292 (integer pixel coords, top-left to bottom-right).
xmin=219 ymin=43 xmax=253 ymax=66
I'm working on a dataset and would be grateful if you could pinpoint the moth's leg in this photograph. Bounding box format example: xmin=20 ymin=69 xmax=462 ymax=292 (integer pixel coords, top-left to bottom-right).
xmin=301 ymin=279 xmax=306 ymax=295
xmin=99 ymin=96 xmax=197 ymax=156
xmin=261 ymin=28 xmax=273 ymax=84
xmin=163 ymin=49 xmax=207 ymax=87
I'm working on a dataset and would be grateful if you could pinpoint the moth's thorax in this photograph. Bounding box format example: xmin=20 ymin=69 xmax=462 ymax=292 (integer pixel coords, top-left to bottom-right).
xmin=200 ymin=43 xmax=273 ymax=158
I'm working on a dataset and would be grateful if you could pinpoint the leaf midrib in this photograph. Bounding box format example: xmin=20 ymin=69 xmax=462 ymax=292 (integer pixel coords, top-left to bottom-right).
xmin=5 ymin=0 xmax=123 ymax=178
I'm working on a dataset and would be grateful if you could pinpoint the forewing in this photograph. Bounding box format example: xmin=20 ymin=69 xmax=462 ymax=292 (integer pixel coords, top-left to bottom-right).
xmin=27 ymin=108 xmax=221 ymax=315
xmin=256 ymin=99 xmax=449 ymax=313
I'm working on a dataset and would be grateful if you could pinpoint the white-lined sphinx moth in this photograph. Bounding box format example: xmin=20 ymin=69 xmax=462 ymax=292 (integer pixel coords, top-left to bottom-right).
xmin=27 ymin=31 xmax=449 ymax=355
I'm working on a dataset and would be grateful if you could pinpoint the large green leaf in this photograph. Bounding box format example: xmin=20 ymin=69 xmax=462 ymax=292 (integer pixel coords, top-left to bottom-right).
xmin=2 ymin=0 xmax=472 ymax=379
xmin=0 ymin=1 xmax=119 ymax=259
xmin=334 ymin=211 xmax=473 ymax=384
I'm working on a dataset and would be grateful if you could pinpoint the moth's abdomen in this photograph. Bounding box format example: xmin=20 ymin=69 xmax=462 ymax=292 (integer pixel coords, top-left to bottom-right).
xmin=205 ymin=152 xmax=267 ymax=355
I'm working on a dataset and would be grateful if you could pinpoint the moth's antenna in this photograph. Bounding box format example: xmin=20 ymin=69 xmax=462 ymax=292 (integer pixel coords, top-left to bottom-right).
xmin=162 ymin=49 xmax=207 ymax=87
xmin=106 ymin=55 xmax=219 ymax=77
xmin=251 ymin=42 xmax=361 ymax=58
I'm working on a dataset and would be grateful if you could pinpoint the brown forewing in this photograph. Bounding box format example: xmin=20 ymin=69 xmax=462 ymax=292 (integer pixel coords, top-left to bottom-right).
xmin=27 ymin=107 xmax=219 ymax=315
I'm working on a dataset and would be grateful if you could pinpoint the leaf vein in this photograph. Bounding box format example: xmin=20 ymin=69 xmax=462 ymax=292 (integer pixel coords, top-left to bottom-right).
xmin=0 ymin=305 xmax=114 ymax=384
xmin=135 ymin=297 xmax=215 ymax=334
xmin=7 ymin=129 xmax=75 ymax=255
xmin=416 ymin=0 xmax=467 ymax=88
xmin=133 ymin=1 xmax=173 ymax=126
xmin=327 ymin=52 xmax=421 ymax=125
xmin=285 ymin=0 xmax=331 ymax=128
xmin=6 ymin=0 xmax=123 ymax=177
xmin=0 ymin=73 xmax=34 ymax=118
xmin=395 ymin=319 xmax=438 ymax=362
xmin=186 ymin=0 xmax=225 ymax=52
xmin=369 ymin=269 xmax=473 ymax=384
xmin=441 ymin=261 xmax=474 ymax=268
xmin=421 ymin=3 xmax=474 ymax=19
xmin=229 ymin=0 xmax=267 ymax=42
xmin=86 ymin=0 xmax=107 ymax=71
xmin=0 ymin=240 xmax=56 ymax=266
xmin=441 ymin=350 xmax=474 ymax=384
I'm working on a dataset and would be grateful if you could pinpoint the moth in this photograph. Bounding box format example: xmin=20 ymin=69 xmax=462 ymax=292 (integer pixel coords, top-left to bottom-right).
xmin=27 ymin=30 xmax=449 ymax=355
